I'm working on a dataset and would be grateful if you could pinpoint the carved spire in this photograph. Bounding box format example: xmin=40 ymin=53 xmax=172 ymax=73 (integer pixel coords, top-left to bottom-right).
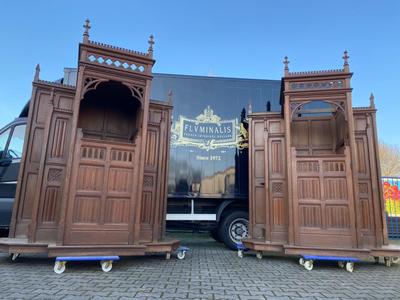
xmin=283 ymin=56 xmax=289 ymax=76
xmin=343 ymin=50 xmax=349 ymax=72
xmin=34 ymin=64 xmax=40 ymax=82
xmin=148 ymin=34 xmax=154 ymax=57
xmin=370 ymin=92 xmax=375 ymax=109
xmin=83 ymin=19 xmax=91 ymax=43
xmin=167 ymin=89 xmax=173 ymax=105
xmin=266 ymin=100 xmax=271 ymax=112
xmin=248 ymin=99 xmax=253 ymax=114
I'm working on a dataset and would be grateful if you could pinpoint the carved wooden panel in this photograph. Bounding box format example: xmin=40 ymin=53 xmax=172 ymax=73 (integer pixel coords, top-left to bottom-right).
xmin=36 ymin=107 xmax=73 ymax=239
xmin=104 ymin=198 xmax=129 ymax=223
xmin=292 ymin=152 xmax=355 ymax=247
xmin=65 ymin=137 xmax=135 ymax=244
xmin=291 ymin=117 xmax=335 ymax=155
xmin=249 ymin=116 xmax=288 ymax=242
xmin=73 ymin=196 xmax=100 ymax=223
xmin=50 ymin=118 xmax=68 ymax=158
xmin=41 ymin=187 xmax=60 ymax=222
xmin=299 ymin=205 xmax=322 ymax=227
xmin=144 ymin=129 xmax=159 ymax=169
xmin=13 ymin=89 xmax=56 ymax=236
xmin=140 ymin=103 xmax=171 ymax=242
xmin=270 ymin=141 xmax=283 ymax=175
xmin=355 ymin=137 xmax=369 ymax=176
xmin=353 ymin=116 xmax=378 ymax=246
xmin=249 ymin=120 xmax=266 ymax=239
xmin=140 ymin=191 xmax=154 ymax=224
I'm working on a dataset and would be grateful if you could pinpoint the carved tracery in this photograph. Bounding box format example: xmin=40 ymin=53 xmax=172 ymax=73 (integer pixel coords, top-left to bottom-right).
xmin=82 ymin=77 xmax=145 ymax=103
xmin=290 ymin=100 xmax=346 ymax=121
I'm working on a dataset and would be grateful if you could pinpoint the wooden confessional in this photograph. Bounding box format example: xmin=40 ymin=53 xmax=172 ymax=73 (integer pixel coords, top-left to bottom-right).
xmin=244 ymin=54 xmax=400 ymax=260
xmin=0 ymin=21 xmax=178 ymax=257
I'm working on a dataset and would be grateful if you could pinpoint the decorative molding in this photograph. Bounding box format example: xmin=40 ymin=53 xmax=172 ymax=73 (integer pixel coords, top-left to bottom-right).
xmin=287 ymin=69 xmax=345 ymax=77
xmin=87 ymin=53 xmax=147 ymax=74
xmin=88 ymin=40 xmax=150 ymax=57
xmin=48 ymin=168 xmax=63 ymax=182
xmin=143 ymin=175 xmax=154 ymax=187
xmin=82 ymin=77 xmax=145 ymax=101
xmin=82 ymin=77 xmax=108 ymax=95
xmin=272 ymin=182 xmax=284 ymax=194
xmin=289 ymin=80 xmax=344 ymax=91
xmin=290 ymin=100 xmax=346 ymax=120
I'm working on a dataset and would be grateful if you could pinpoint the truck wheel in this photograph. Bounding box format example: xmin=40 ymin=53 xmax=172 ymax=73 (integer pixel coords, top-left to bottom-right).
xmin=210 ymin=229 xmax=222 ymax=243
xmin=218 ymin=210 xmax=249 ymax=250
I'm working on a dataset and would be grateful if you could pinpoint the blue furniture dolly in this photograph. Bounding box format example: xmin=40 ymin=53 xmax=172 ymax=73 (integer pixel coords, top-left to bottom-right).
xmin=54 ymin=256 xmax=120 ymax=274
xmin=299 ymin=255 xmax=360 ymax=272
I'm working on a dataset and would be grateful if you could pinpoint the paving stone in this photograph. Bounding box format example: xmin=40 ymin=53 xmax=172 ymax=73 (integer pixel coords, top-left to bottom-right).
xmin=0 ymin=233 xmax=399 ymax=300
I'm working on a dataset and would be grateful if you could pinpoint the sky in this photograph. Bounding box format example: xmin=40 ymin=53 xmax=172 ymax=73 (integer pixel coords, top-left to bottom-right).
xmin=0 ymin=0 xmax=399 ymax=146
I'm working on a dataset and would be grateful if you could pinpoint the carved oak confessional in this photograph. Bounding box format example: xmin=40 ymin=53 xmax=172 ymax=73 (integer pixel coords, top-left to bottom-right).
xmin=0 ymin=21 xmax=179 ymax=257
xmin=244 ymin=54 xmax=400 ymax=262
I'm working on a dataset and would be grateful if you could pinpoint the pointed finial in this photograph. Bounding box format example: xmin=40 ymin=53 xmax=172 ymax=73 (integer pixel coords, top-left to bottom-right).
xmin=343 ymin=50 xmax=349 ymax=71
xmin=148 ymin=34 xmax=154 ymax=57
xmin=370 ymin=92 xmax=375 ymax=109
xmin=167 ymin=89 xmax=173 ymax=105
xmin=248 ymin=99 xmax=253 ymax=114
xmin=34 ymin=64 xmax=40 ymax=82
xmin=266 ymin=100 xmax=271 ymax=112
xmin=83 ymin=19 xmax=91 ymax=43
xmin=283 ymin=56 xmax=289 ymax=76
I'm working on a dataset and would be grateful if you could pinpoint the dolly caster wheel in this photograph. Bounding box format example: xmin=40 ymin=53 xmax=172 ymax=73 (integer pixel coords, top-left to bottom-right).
xmin=54 ymin=261 xmax=66 ymax=274
xmin=10 ymin=253 xmax=20 ymax=262
xmin=374 ymin=256 xmax=380 ymax=264
xmin=303 ymin=260 xmax=313 ymax=271
xmin=166 ymin=252 xmax=171 ymax=260
xmin=338 ymin=261 xmax=345 ymax=268
xmin=100 ymin=260 xmax=113 ymax=272
xmin=256 ymin=252 xmax=263 ymax=260
xmin=392 ymin=257 xmax=400 ymax=264
xmin=384 ymin=257 xmax=391 ymax=267
xmin=177 ymin=251 xmax=186 ymax=260
xmin=299 ymin=258 xmax=305 ymax=266
xmin=237 ymin=250 xmax=243 ymax=258
xmin=345 ymin=262 xmax=354 ymax=273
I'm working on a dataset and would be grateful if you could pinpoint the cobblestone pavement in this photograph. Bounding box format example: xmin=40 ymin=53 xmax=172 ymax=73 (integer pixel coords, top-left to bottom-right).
xmin=0 ymin=233 xmax=400 ymax=300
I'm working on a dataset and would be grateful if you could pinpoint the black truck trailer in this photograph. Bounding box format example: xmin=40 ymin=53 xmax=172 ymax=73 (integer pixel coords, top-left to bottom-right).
xmin=0 ymin=71 xmax=281 ymax=249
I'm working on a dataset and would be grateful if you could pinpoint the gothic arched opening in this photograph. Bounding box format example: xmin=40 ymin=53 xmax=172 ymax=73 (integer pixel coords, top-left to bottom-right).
xmin=78 ymin=80 xmax=141 ymax=143
xmin=290 ymin=100 xmax=347 ymax=155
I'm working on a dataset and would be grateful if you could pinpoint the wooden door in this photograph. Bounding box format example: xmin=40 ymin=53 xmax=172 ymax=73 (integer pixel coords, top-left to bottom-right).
xmin=292 ymin=147 xmax=357 ymax=248
xmin=64 ymin=133 xmax=136 ymax=245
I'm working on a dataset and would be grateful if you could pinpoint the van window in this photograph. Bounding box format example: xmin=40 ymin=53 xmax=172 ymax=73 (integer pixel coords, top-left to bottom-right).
xmin=7 ymin=124 xmax=26 ymax=159
xmin=0 ymin=128 xmax=11 ymax=158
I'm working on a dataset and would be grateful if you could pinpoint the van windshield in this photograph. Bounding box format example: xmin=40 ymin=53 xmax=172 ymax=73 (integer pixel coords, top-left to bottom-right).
xmin=7 ymin=124 xmax=26 ymax=159
xmin=0 ymin=128 xmax=11 ymax=158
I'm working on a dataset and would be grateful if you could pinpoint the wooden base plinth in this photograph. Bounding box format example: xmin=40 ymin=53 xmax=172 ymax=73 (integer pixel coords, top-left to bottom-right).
xmin=242 ymin=239 xmax=400 ymax=259
xmin=0 ymin=238 xmax=180 ymax=258
xmin=242 ymin=239 xmax=284 ymax=252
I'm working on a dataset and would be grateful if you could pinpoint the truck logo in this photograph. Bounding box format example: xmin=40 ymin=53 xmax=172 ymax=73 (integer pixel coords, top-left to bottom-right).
xmin=171 ymin=106 xmax=247 ymax=151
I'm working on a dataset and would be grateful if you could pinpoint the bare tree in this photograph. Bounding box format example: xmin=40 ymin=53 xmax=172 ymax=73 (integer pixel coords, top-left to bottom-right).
xmin=379 ymin=141 xmax=400 ymax=177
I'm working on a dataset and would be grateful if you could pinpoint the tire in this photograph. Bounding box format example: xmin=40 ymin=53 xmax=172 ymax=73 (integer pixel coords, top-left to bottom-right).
xmin=218 ymin=210 xmax=249 ymax=250
xmin=210 ymin=228 xmax=222 ymax=242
